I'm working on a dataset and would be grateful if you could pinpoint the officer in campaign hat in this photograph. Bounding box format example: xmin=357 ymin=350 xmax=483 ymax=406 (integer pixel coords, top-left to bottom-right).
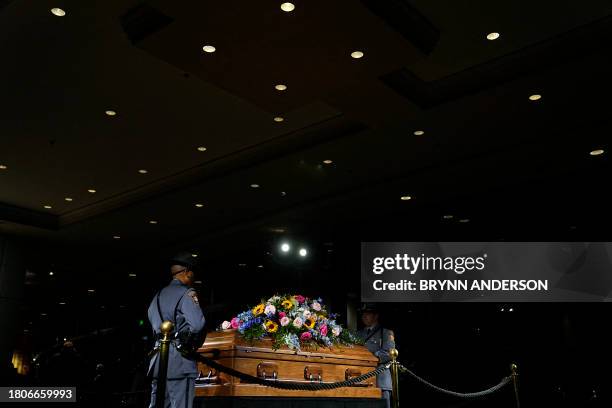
xmin=357 ymin=303 xmax=396 ymax=408
xmin=148 ymin=252 xmax=206 ymax=408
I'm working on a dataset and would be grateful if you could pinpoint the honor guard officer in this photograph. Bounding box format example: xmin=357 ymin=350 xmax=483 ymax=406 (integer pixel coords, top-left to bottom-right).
xmin=148 ymin=252 xmax=206 ymax=408
xmin=357 ymin=303 xmax=396 ymax=408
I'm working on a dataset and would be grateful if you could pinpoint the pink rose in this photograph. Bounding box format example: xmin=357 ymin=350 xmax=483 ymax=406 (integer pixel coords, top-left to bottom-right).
xmin=294 ymin=295 xmax=305 ymax=303
xmin=320 ymin=324 xmax=328 ymax=336
xmin=293 ymin=317 xmax=303 ymax=328
xmin=312 ymin=302 xmax=322 ymax=311
xmin=278 ymin=312 xmax=286 ymax=318
xmin=280 ymin=316 xmax=290 ymax=326
xmin=221 ymin=321 xmax=231 ymax=330
xmin=300 ymin=332 xmax=312 ymax=341
xmin=230 ymin=317 xmax=240 ymax=329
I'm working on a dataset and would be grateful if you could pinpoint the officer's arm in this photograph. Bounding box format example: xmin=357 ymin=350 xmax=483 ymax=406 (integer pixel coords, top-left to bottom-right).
xmin=376 ymin=329 xmax=396 ymax=364
xmin=147 ymin=297 xmax=157 ymax=333
xmin=182 ymin=289 xmax=206 ymax=332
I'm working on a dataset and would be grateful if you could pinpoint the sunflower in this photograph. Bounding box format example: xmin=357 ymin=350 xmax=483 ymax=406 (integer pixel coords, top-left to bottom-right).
xmin=252 ymin=303 xmax=265 ymax=316
xmin=264 ymin=320 xmax=279 ymax=333
xmin=281 ymin=299 xmax=293 ymax=310
xmin=304 ymin=317 xmax=316 ymax=329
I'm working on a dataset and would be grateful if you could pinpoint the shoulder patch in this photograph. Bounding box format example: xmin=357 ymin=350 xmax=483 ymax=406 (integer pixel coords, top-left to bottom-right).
xmin=187 ymin=290 xmax=199 ymax=305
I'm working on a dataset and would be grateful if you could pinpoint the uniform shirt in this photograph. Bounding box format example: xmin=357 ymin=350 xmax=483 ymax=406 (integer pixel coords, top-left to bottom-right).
xmin=357 ymin=324 xmax=395 ymax=390
xmin=147 ymin=279 xmax=205 ymax=379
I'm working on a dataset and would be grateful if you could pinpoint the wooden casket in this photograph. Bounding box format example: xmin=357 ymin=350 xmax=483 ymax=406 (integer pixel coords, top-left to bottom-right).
xmin=195 ymin=330 xmax=381 ymax=398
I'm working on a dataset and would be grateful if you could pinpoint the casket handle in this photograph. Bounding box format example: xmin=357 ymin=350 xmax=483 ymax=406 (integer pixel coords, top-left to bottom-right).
xmin=257 ymin=362 xmax=279 ymax=380
xmin=304 ymin=366 xmax=323 ymax=382
xmin=345 ymin=368 xmax=362 ymax=380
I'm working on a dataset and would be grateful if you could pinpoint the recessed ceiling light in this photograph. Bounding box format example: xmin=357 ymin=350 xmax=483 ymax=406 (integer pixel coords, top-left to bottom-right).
xmin=238 ymin=263 xmax=247 ymax=267
xmin=250 ymin=184 xmax=260 ymax=188
xmin=459 ymin=218 xmax=470 ymax=223
xmin=191 ymin=253 xmax=198 ymax=258
xmin=528 ymin=94 xmax=542 ymax=101
xmin=589 ymin=149 xmax=604 ymax=156
xmin=194 ymin=280 xmax=202 ymax=284
xmin=43 ymin=205 xmax=52 ymax=209
xmin=280 ymin=191 xmax=287 ymax=196
xmin=87 ymin=289 xmax=95 ymax=293
xmin=138 ymin=169 xmax=148 ymax=174
xmin=443 ymin=215 xmax=454 ymax=219
xmin=486 ymin=32 xmax=500 ymax=41
xmin=105 ymin=110 xmax=117 ymax=116
xmin=273 ymin=116 xmax=284 ymax=122
xmin=195 ymin=203 xmax=204 ymax=208
xmin=351 ymin=51 xmax=364 ymax=59
xmin=51 ymin=8 xmax=66 ymax=17
xmin=323 ymin=159 xmax=333 ymax=164
xmin=202 ymin=45 xmax=216 ymax=53
xmin=149 ymin=220 xmax=158 ymax=224
xmin=299 ymin=248 xmax=308 ymax=257
xmin=128 ymin=273 xmax=137 ymax=277
xmin=0 ymin=165 xmax=7 ymax=170
xmin=58 ymin=302 xmax=66 ymax=305
xmin=280 ymin=2 xmax=295 ymax=12
xmin=413 ymin=130 xmax=425 ymax=136
xmin=113 ymin=235 xmax=121 ymax=239
xmin=274 ymin=84 xmax=287 ymax=91
xmin=400 ymin=196 xmax=412 ymax=201
xmin=40 ymin=312 xmax=48 ymax=316
xmin=49 ymin=271 xmax=54 ymax=276
xmin=64 ymin=197 xmax=73 ymax=202
xmin=87 ymin=189 xmax=96 ymax=194
xmin=257 ymin=264 xmax=264 ymax=268
xmin=197 ymin=146 xmax=207 ymax=152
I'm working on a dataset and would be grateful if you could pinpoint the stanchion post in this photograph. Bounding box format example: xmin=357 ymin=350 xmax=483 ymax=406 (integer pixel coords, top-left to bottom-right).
xmin=156 ymin=320 xmax=174 ymax=408
xmin=390 ymin=348 xmax=400 ymax=408
xmin=511 ymin=363 xmax=520 ymax=408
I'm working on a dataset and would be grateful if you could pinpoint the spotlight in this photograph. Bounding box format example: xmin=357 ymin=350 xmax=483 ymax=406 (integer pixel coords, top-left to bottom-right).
xmin=280 ymin=3 xmax=295 ymax=12
xmin=589 ymin=149 xmax=604 ymax=156
xmin=486 ymin=32 xmax=500 ymax=41
xmin=351 ymin=51 xmax=364 ymax=59
xmin=202 ymin=45 xmax=216 ymax=53
xmin=51 ymin=8 xmax=66 ymax=17
xmin=299 ymin=248 xmax=308 ymax=257
xmin=528 ymin=94 xmax=542 ymax=101
xmin=280 ymin=243 xmax=291 ymax=253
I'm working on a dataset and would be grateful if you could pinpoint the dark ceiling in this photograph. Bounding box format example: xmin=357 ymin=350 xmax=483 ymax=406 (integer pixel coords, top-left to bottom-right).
xmin=1 ymin=0 xmax=611 ymax=293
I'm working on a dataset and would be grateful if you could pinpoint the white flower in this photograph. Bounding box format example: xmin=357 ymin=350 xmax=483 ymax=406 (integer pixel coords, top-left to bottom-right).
xmin=312 ymin=302 xmax=322 ymax=311
xmin=332 ymin=327 xmax=341 ymax=337
xmin=303 ymin=309 xmax=312 ymax=318
xmin=268 ymin=295 xmax=281 ymax=302
xmin=280 ymin=316 xmax=290 ymax=326
xmin=221 ymin=321 xmax=231 ymax=330
xmin=264 ymin=304 xmax=276 ymax=315
xmin=293 ymin=316 xmax=304 ymax=328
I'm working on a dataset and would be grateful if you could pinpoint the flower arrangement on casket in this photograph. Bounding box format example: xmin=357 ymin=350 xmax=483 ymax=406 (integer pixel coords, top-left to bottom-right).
xmin=220 ymin=294 xmax=363 ymax=351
